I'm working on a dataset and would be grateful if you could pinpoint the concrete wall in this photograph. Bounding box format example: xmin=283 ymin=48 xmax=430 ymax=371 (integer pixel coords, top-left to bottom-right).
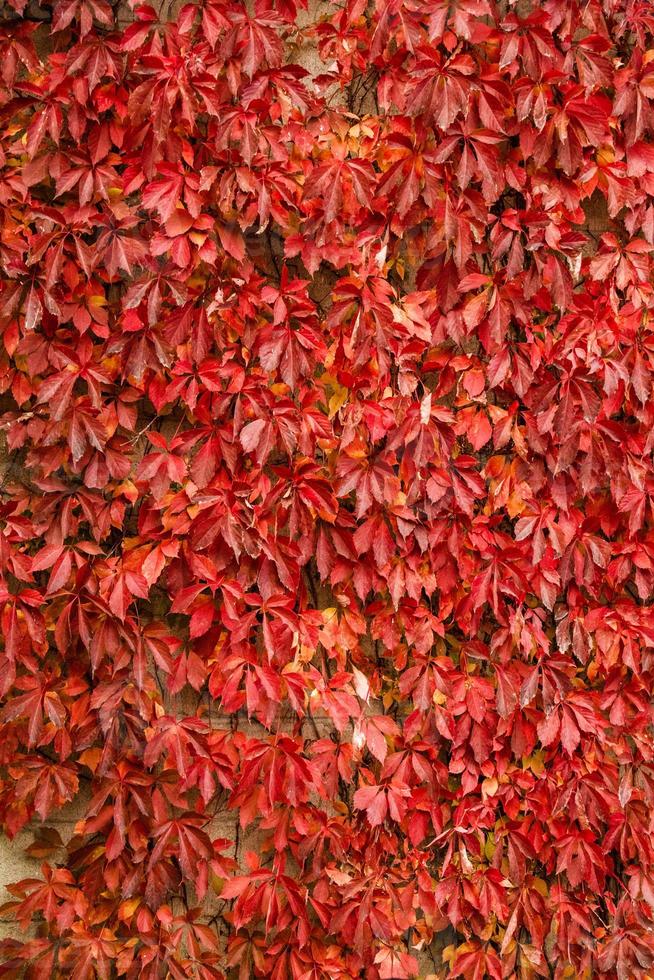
xmin=0 ymin=802 xmax=83 ymax=938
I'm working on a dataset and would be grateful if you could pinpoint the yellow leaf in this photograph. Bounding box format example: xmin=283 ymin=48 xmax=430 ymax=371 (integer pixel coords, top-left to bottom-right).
xmin=533 ymin=876 xmax=549 ymax=897
xmin=506 ymin=490 xmax=527 ymax=518
xmin=441 ymin=945 xmax=456 ymax=965
xmin=211 ymin=873 xmax=226 ymax=895
xmin=78 ymin=748 xmax=102 ymax=773
xmin=596 ymin=146 xmax=615 ymax=165
xmin=524 ymin=750 xmax=545 ymax=775
xmin=115 ymin=480 xmax=139 ymax=504
xmin=482 ymin=776 xmax=499 ymax=797
xmin=119 ymin=898 xmax=141 ymax=921
xmin=328 ymin=383 xmax=348 ymax=418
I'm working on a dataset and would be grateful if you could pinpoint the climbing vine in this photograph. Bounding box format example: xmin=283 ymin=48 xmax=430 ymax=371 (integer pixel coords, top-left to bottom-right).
xmin=1 ymin=0 xmax=654 ymax=976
